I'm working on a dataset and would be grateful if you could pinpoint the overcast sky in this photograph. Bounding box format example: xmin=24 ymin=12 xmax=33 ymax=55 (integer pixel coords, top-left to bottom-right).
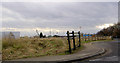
xmin=1 ymin=2 xmax=118 ymax=36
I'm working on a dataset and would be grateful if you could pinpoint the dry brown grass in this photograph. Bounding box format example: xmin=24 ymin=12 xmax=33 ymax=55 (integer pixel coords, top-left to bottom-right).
xmin=2 ymin=36 xmax=109 ymax=60
xmin=2 ymin=37 xmax=69 ymax=60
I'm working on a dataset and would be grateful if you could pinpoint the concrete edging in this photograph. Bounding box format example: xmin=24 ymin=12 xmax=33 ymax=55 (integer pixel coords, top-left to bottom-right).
xmin=60 ymin=46 xmax=106 ymax=62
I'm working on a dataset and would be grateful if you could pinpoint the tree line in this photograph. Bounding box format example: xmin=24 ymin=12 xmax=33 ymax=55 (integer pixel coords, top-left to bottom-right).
xmin=96 ymin=22 xmax=120 ymax=38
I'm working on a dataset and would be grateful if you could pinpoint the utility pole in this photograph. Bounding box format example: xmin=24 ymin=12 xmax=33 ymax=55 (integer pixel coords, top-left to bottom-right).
xmin=50 ymin=28 xmax=51 ymax=36
xmin=79 ymin=26 xmax=81 ymax=31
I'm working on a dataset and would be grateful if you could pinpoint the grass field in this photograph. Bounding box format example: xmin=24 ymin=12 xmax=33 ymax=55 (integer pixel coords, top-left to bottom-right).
xmin=2 ymin=37 xmax=112 ymax=60
xmin=2 ymin=37 xmax=70 ymax=60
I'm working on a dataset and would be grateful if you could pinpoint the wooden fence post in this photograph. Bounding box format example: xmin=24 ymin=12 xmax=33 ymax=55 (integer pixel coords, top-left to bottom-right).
xmin=95 ymin=34 xmax=97 ymax=41
xmin=85 ymin=34 xmax=86 ymax=41
xmin=97 ymin=35 xmax=99 ymax=40
xmin=78 ymin=31 xmax=81 ymax=47
xmin=91 ymin=34 xmax=93 ymax=41
xmin=92 ymin=34 xmax=94 ymax=41
xmin=88 ymin=34 xmax=90 ymax=41
xmin=67 ymin=31 xmax=71 ymax=53
xmin=72 ymin=31 xmax=76 ymax=50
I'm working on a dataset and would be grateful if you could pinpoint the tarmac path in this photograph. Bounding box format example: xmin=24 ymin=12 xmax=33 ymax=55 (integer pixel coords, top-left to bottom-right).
xmin=88 ymin=40 xmax=119 ymax=61
xmin=75 ymin=39 xmax=120 ymax=62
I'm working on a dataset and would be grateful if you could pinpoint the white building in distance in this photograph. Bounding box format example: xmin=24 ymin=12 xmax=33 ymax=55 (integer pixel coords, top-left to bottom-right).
xmin=1 ymin=32 xmax=20 ymax=39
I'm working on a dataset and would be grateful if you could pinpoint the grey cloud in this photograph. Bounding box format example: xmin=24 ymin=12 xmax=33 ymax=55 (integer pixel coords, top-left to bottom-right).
xmin=2 ymin=2 xmax=118 ymax=36
xmin=2 ymin=2 xmax=117 ymax=18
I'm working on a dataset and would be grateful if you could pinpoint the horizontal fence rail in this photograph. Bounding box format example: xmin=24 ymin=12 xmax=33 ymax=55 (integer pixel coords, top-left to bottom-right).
xmin=66 ymin=31 xmax=81 ymax=53
xmin=66 ymin=31 xmax=112 ymax=54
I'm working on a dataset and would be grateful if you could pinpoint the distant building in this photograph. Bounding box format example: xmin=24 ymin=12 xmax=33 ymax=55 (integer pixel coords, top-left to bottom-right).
xmin=1 ymin=32 xmax=20 ymax=39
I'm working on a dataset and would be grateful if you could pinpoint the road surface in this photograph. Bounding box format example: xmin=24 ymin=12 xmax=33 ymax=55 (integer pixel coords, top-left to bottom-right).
xmin=89 ymin=41 xmax=119 ymax=61
xmin=74 ymin=39 xmax=120 ymax=62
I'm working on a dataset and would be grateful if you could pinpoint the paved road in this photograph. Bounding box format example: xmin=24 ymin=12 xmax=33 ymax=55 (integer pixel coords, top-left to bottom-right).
xmin=89 ymin=40 xmax=119 ymax=61
xmin=74 ymin=39 xmax=120 ymax=62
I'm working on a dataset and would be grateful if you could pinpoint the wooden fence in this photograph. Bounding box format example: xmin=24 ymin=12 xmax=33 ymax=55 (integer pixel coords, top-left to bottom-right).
xmin=66 ymin=31 xmax=81 ymax=53
xmin=66 ymin=31 xmax=112 ymax=53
